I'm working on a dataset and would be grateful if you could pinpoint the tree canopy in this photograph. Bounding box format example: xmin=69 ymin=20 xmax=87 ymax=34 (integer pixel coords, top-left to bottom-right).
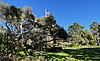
xmin=0 ymin=3 xmax=100 ymax=57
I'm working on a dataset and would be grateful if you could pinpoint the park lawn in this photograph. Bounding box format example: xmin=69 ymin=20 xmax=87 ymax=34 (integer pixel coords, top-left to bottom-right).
xmin=42 ymin=46 xmax=100 ymax=61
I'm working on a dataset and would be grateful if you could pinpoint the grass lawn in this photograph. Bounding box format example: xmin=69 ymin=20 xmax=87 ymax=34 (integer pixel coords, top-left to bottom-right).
xmin=42 ymin=46 xmax=100 ymax=61
xmin=1 ymin=46 xmax=99 ymax=61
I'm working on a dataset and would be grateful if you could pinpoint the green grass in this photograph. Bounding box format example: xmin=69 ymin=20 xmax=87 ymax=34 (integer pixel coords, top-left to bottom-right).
xmin=42 ymin=46 xmax=100 ymax=61
xmin=2 ymin=46 xmax=99 ymax=61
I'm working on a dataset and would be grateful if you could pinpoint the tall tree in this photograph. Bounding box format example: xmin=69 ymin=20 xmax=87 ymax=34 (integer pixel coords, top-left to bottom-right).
xmin=36 ymin=15 xmax=68 ymax=48
xmin=0 ymin=3 xmax=36 ymax=55
xmin=0 ymin=3 xmax=68 ymax=53
xmin=83 ymin=29 xmax=95 ymax=45
xmin=90 ymin=22 xmax=100 ymax=46
xmin=67 ymin=22 xmax=84 ymax=45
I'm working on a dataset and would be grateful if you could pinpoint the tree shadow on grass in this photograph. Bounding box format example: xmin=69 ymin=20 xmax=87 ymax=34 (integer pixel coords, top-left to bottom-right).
xmin=42 ymin=52 xmax=69 ymax=60
xmin=63 ymin=47 xmax=100 ymax=61
xmin=42 ymin=53 xmax=66 ymax=58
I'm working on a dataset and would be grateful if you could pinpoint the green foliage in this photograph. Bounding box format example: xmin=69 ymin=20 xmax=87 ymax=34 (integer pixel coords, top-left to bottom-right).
xmin=19 ymin=51 xmax=26 ymax=56
xmin=67 ymin=22 xmax=85 ymax=46
xmin=0 ymin=3 xmax=100 ymax=61
xmin=90 ymin=22 xmax=100 ymax=46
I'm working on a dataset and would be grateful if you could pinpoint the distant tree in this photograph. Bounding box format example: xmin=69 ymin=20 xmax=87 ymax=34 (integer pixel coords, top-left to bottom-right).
xmin=83 ymin=29 xmax=95 ymax=45
xmin=67 ymin=22 xmax=84 ymax=45
xmin=90 ymin=22 xmax=100 ymax=46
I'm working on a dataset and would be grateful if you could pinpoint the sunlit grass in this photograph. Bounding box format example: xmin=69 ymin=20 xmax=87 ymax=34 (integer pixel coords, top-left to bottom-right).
xmin=41 ymin=46 xmax=100 ymax=61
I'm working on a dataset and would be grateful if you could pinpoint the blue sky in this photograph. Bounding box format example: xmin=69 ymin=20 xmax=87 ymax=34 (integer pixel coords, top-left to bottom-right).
xmin=0 ymin=0 xmax=100 ymax=30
